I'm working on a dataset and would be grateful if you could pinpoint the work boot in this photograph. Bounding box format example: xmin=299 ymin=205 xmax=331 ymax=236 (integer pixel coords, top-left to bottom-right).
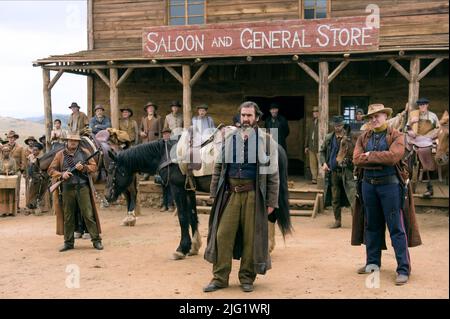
xmin=203 ymin=282 xmax=226 ymax=293
xmin=329 ymin=220 xmax=342 ymax=229
xmin=311 ymin=179 xmax=317 ymax=184
xmin=357 ymin=264 xmax=380 ymax=274
xmin=240 ymin=283 xmax=254 ymax=292
xmin=93 ymin=241 xmax=104 ymax=250
xmin=395 ymin=273 xmax=409 ymax=285
xmin=168 ymin=206 xmax=175 ymax=212
xmin=160 ymin=206 xmax=168 ymax=212
xmin=59 ymin=244 xmax=74 ymax=252
xmin=423 ymin=184 xmax=433 ymax=198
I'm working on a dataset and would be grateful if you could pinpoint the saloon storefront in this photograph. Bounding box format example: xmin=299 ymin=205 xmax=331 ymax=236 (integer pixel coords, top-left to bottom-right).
xmin=34 ymin=0 xmax=449 ymax=177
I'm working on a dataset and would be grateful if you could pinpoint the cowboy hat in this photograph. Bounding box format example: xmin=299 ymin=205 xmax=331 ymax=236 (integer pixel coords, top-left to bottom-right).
xmin=6 ymin=130 xmax=19 ymax=139
xmin=144 ymin=101 xmax=158 ymax=111
xmin=120 ymin=108 xmax=133 ymax=117
xmin=33 ymin=143 xmax=44 ymax=150
xmin=69 ymin=102 xmax=80 ymax=109
xmin=94 ymin=104 xmax=105 ymax=111
xmin=312 ymin=106 xmax=319 ymax=113
xmin=355 ymin=108 xmax=365 ymax=115
xmin=63 ymin=134 xmax=82 ymax=141
xmin=38 ymin=135 xmax=46 ymax=144
xmin=169 ymin=100 xmax=181 ymax=107
xmin=363 ymin=104 xmax=393 ymax=119
xmin=24 ymin=136 xmax=38 ymax=146
xmin=269 ymin=103 xmax=279 ymax=110
xmin=331 ymin=115 xmax=345 ymax=126
xmin=161 ymin=127 xmax=172 ymax=134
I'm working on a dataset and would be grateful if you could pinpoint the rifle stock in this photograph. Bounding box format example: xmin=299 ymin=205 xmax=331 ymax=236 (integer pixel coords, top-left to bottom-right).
xmin=48 ymin=150 xmax=100 ymax=193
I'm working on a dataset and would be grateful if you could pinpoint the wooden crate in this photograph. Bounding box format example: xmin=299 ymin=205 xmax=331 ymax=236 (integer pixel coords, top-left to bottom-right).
xmin=0 ymin=175 xmax=18 ymax=189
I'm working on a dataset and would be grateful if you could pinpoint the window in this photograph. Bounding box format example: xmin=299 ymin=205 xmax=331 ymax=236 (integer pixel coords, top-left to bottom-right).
xmin=168 ymin=0 xmax=205 ymax=25
xmin=341 ymin=96 xmax=369 ymax=124
xmin=302 ymin=0 xmax=329 ymax=19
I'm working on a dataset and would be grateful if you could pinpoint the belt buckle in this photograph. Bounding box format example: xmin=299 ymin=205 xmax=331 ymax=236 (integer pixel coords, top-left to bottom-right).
xmin=370 ymin=178 xmax=376 ymax=184
xmin=234 ymin=185 xmax=241 ymax=192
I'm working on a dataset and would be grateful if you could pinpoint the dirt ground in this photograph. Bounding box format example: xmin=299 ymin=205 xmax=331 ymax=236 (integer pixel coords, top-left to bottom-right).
xmin=0 ymin=201 xmax=448 ymax=299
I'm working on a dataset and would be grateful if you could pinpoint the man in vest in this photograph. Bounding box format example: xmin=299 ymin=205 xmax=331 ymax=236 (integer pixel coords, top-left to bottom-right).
xmin=67 ymin=102 xmax=89 ymax=135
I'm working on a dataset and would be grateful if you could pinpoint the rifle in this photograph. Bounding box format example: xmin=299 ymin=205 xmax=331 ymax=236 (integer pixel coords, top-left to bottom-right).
xmin=49 ymin=150 xmax=100 ymax=193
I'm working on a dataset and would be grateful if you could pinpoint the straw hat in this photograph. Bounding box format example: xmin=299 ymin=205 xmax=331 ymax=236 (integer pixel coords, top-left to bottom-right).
xmin=363 ymin=104 xmax=393 ymax=119
xmin=63 ymin=134 xmax=82 ymax=141
xmin=6 ymin=130 xmax=19 ymax=139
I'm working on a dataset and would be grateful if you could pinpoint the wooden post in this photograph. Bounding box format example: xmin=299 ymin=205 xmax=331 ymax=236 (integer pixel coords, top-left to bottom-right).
xmin=318 ymin=61 xmax=329 ymax=181
xmin=87 ymin=0 xmax=94 ymax=117
xmin=42 ymin=69 xmax=53 ymax=152
xmin=408 ymin=57 xmax=420 ymax=111
xmin=182 ymin=65 xmax=191 ymax=129
xmin=110 ymin=68 xmax=119 ymax=129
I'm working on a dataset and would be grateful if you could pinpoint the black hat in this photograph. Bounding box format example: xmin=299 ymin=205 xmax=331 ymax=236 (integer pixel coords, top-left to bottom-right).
xmin=33 ymin=143 xmax=44 ymax=150
xmin=416 ymin=98 xmax=430 ymax=105
xmin=196 ymin=103 xmax=208 ymax=110
xmin=331 ymin=115 xmax=345 ymax=126
xmin=120 ymin=108 xmax=133 ymax=117
xmin=269 ymin=103 xmax=279 ymax=110
xmin=144 ymin=101 xmax=158 ymax=111
xmin=69 ymin=102 xmax=80 ymax=109
xmin=169 ymin=100 xmax=181 ymax=107
xmin=38 ymin=135 xmax=46 ymax=144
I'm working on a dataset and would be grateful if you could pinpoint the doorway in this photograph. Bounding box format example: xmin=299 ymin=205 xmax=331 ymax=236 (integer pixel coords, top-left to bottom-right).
xmin=244 ymin=96 xmax=305 ymax=175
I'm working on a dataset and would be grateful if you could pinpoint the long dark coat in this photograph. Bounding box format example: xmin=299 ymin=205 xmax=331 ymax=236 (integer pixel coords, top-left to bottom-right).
xmin=204 ymin=128 xmax=279 ymax=275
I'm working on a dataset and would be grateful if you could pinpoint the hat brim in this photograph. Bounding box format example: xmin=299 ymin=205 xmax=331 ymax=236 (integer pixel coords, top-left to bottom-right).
xmin=120 ymin=109 xmax=133 ymax=116
xmin=62 ymin=136 xmax=82 ymax=141
xmin=6 ymin=134 xmax=19 ymax=139
xmin=363 ymin=108 xmax=393 ymax=119
xmin=24 ymin=139 xmax=38 ymax=145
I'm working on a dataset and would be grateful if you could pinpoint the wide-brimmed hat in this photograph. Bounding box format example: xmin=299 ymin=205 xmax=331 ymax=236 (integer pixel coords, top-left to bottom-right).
xmin=331 ymin=115 xmax=345 ymax=126
xmin=6 ymin=130 xmax=19 ymax=139
xmin=38 ymin=135 xmax=46 ymax=144
xmin=24 ymin=136 xmax=38 ymax=146
xmin=144 ymin=101 xmax=158 ymax=111
xmin=416 ymin=98 xmax=430 ymax=106
xmin=363 ymin=104 xmax=393 ymax=119
xmin=63 ymin=134 xmax=82 ymax=141
xmin=69 ymin=102 xmax=80 ymax=109
xmin=33 ymin=143 xmax=44 ymax=150
xmin=312 ymin=106 xmax=319 ymax=113
xmin=196 ymin=103 xmax=208 ymax=110
xmin=94 ymin=104 xmax=105 ymax=111
xmin=120 ymin=108 xmax=133 ymax=117
xmin=161 ymin=127 xmax=172 ymax=134
xmin=169 ymin=100 xmax=181 ymax=107
xmin=269 ymin=103 xmax=279 ymax=110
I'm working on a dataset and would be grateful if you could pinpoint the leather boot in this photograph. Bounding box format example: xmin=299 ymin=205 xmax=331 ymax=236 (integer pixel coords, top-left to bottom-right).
xmin=329 ymin=220 xmax=342 ymax=229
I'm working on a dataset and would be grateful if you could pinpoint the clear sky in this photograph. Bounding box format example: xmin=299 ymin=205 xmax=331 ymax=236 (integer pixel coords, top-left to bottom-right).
xmin=0 ymin=0 xmax=88 ymax=118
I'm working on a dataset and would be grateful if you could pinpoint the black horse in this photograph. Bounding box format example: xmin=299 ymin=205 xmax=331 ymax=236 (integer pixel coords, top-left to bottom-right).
xmin=105 ymin=133 xmax=292 ymax=260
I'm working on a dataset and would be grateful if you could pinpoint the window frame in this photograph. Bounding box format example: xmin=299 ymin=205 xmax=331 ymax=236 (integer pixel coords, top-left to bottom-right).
xmin=299 ymin=0 xmax=331 ymax=19
xmin=167 ymin=0 xmax=207 ymax=26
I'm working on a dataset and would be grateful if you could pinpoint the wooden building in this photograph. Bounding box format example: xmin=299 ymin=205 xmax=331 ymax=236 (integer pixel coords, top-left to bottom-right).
xmin=34 ymin=0 xmax=449 ymax=175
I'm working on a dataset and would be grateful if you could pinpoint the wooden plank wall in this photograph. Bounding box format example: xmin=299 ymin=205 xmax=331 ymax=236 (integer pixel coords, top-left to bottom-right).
xmin=331 ymin=0 xmax=449 ymax=49
xmin=93 ymin=60 xmax=449 ymax=162
xmin=92 ymin=0 xmax=448 ymax=50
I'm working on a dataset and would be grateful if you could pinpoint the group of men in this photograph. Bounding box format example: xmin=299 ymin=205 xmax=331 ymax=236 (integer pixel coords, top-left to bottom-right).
xmin=0 ymin=96 xmax=438 ymax=290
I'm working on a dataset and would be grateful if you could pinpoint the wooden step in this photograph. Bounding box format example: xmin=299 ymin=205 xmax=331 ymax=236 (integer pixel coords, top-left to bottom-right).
xmin=290 ymin=210 xmax=313 ymax=217
xmin=289 ymin=199 xmax=315 ymax=206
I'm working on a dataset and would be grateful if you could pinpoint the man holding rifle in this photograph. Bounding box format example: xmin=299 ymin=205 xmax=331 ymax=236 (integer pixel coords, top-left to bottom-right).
xmin=48 ymin=134 xmax=103 ymax=252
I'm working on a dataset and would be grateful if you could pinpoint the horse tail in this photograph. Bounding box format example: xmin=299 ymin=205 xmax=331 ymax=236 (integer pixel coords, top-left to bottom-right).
xmin=271 ymin=145 xmax=293 ymax=238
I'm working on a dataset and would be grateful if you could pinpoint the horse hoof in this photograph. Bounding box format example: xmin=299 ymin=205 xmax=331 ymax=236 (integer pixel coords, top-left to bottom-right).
xmin=172 ymin=252 xmax=186 ymax=260
xmin=188 ymin=231 xmax=202 ymax=256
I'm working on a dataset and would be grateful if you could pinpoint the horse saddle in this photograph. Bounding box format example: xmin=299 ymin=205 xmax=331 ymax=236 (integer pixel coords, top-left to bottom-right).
xmin=95 ymin=130 xmax=110 ymax=143
xmin=407 ymin=135 xmax=436 ymax=171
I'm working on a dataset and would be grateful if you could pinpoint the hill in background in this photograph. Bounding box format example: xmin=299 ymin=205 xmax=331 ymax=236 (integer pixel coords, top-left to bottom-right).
xmin=0 ymin=117 xmax=45 ymax=144
xmin=23 ymin=114 xmax=70 ymax=127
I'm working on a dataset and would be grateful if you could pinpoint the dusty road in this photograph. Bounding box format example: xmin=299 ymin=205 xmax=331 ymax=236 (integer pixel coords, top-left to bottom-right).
xmin=0 ymin=205 xmax=448 ymax=299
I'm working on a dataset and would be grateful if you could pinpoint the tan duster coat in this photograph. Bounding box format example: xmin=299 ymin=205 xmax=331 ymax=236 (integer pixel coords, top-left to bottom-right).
xmin=48 ymin=147 xmax=101 ymax=236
